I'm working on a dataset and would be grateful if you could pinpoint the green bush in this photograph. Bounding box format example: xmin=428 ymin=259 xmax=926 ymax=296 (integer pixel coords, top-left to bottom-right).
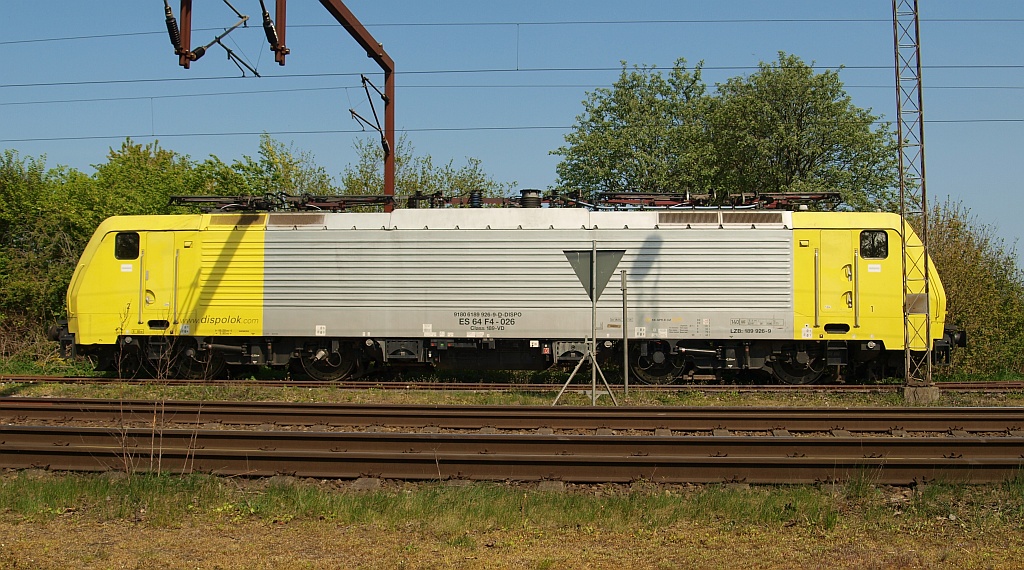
xmin=928 ymin=200 xmax=1024 ymax=377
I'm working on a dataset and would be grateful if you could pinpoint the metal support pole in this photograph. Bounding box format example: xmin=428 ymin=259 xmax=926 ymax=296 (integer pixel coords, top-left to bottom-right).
xmin=893 ymin=0 xmax=933 ymax=387
xmin=552 ymin=349 xmax=591 ymax=406
xmin=178 ymin=0 xmax=193 ymax=68
xmin=275 ymin=0 xmax=288 ymax=65
xmin=384 ymin=67 xmax=395 ymax=211
xmin=591 ymin=240 xmax=597 ymax=405
xmin=552 ymin=241 xmax=618 ymax=407
xmin=318 ymin=0 xmax=395 ymax=208
xmin=621 ymin=269 xmax=628 ymax=396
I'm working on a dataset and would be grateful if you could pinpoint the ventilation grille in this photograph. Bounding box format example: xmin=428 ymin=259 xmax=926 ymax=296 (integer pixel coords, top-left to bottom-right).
xmin=658 ymin=212 xmax=719 ymax=225
xmin=208 ymin=214 xmax=265 ymax=226
xmin=721 ymin=211 xmax=784 ymax=225
xmin=658 ymin=211 xmax=785 ymax=227
xmin=268 ymin=213 xmax=327 ymax=227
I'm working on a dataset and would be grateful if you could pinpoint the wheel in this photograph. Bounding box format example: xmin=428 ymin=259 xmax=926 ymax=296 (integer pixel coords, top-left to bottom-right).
xmin=630 ymin=341 xmax=683 ymax=384
xmin=115 ymin=347 xmax=152 ymax=380
xmin=771 ymin=352 xmax=826 ymax=385
xmin=174 ymin=344 xmax=226 ymax=380
xmin=299 ymin=347 xmax=359 ymax=381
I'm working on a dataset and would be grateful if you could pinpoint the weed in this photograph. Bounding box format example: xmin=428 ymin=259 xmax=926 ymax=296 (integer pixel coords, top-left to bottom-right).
xmin=442 ymin=532 xmax=476 ymax=550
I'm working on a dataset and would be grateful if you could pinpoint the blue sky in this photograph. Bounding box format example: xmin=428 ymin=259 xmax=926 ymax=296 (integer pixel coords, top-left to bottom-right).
xmin=2 ymin=1 xmax=1021 ymax=265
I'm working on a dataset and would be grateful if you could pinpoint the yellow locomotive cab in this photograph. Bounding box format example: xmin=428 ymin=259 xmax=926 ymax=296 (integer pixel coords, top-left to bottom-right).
xmin=791 ymin=211 xmax=946 ymax=351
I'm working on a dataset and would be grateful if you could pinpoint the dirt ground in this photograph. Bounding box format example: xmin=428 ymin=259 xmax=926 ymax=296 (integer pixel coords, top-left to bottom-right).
xmin=2 ymin=517 xmax=1023 ymax=570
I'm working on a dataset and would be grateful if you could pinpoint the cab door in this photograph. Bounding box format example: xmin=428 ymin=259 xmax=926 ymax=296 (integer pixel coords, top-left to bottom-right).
xmin=139 ymin=232 xmax=177 ymax=331
xmin=855 ymin=229 xmax=904 ymax=341
xmin=819 ymin=230 xmax=855 ymax=326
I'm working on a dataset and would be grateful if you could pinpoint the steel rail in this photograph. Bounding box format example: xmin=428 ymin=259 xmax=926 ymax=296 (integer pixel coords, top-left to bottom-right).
xmin=1 ymin=425 xmax=1021 ymax=484
xmin=5 ymin=425 xmax=1024 ymax=458
xmin=2 ymin=398 xmax=1023 ymax=433
xmin=3 ymin=375 xmax=1022 ymax=392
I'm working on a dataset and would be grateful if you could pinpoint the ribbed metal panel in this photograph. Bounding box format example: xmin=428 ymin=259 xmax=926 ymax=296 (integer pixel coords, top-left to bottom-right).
xmin=261 ymin=221 xmax=793 ymax=339
xmin=267 ymin=213 xmax=326 ymax=227
xmin=657 ymin=211 xmax=786 ymax=228
xmin=721 ymin=211 xmax=785 ymax=226
xmin=264 ymin=231 xmax=787 ymax=307
xmin=207 ymin=214 xmax=266 ymax=227
xmin=197 ymin=236 xmax=264 ymax=308
xmin=658 ymin=212 xmax=720 ymax=225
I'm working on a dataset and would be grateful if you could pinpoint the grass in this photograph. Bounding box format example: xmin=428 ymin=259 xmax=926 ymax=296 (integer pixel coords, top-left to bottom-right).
xmin=3 ymin=472 xmax=1023 ymax=534
xmin=0 ymin=356 xmax=98 ymax=377
xmin=3 ymin=471 xmax=1024 ymax=570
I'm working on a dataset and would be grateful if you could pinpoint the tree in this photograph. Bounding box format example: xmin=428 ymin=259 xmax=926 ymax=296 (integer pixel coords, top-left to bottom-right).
xmin=0 ymin=151 xmax=97 ymax=321
xmin=91 ymin=139 xmax=198 ymax=216
xmin=552 ymin=53 xmax=899 ymax=210
xmin=340 ymin=134 xmax=515 ymax=200
xmin=551 ymin=59 xmax=715 ymax=202
xmin=711 ymin=52 xmax=899 ymax=210
xmin=223 ymin=133 xmax=336 ymax=196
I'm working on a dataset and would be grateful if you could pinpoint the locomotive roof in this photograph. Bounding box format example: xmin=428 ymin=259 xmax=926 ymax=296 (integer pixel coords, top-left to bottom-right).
xmin=255 ymin=208 xmax=798 ymax=231
xmin=95 ymin=208 xmax=906 ymax=233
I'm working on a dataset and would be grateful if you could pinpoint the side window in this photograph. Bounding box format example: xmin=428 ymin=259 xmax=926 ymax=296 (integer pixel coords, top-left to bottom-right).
xmin=860 ymin=230 xmax=888 ymax=259
xmin=114 ymin=232 xmax=140 ymax=260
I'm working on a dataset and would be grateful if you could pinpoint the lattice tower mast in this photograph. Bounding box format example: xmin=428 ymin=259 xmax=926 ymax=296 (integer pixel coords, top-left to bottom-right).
xmin=893 ymin=0 xmax=933 ymax=386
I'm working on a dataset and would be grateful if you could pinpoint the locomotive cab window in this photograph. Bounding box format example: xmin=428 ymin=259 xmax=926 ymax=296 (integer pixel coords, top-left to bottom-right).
xmin=860 ymin=230 xmax=888 ymax=259
xmin=114 ymin=232 xmax=140 ymax=260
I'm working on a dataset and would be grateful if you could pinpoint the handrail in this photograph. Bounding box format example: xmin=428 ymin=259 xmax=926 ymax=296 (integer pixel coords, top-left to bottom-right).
xmin=173 ymin=249 xmax=180 ymax=325
xmin=853 ymin=249 xmax=861 ymax=327
xmin=138 ymin=249 xmax=146 ymax=325
xmin=814 ymin=248 xmax=820 ymax=328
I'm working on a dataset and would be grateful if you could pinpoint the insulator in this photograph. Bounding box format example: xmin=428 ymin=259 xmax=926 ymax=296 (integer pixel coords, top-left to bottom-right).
xmin=164 ymin=4 xmax=183 ymax=53
xmin=262 ymin=12 xmax=280 ymax=49
xmin=191 ymin=45 xmax=206 ymax=61
xmin=470 ymin=190 xmax=483 ymax=208
xmin=520 ymin=189 xmax=542 ymax=208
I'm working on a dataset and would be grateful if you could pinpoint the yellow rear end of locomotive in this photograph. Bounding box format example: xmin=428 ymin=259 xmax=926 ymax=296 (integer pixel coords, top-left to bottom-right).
xmin=791 ymin=211 xmax=946 ymax=351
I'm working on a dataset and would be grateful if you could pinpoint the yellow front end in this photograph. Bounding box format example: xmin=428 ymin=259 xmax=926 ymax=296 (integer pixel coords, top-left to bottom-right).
xmin=67 ymin=214 xmax=266 ymax=348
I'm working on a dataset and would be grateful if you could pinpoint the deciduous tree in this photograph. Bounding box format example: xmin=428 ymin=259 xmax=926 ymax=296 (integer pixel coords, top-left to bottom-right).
xmin=553 ymin=53 xmax=899 ymax=210
xmin=552 ymin=59 xmax=715 ymax=203
xmin=711 ymin=52 xmax=899 ymax=210
xmin=225 ymin=133 xmax=335 ymax=196
xmin=341 ymin=134 xmax=515 ymax=200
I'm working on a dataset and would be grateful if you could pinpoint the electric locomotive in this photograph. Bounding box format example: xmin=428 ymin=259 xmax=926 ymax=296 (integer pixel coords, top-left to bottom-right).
xmin=51 ymin=206 xmax=962 ymax=383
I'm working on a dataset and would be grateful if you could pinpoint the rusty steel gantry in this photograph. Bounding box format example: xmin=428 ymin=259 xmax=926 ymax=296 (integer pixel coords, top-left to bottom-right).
xmin=167 ymin=0 xmax=395 ymax=211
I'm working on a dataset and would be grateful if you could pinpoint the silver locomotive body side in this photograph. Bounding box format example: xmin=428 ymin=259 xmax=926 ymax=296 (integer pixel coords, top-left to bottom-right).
xmin=262 ymin=209 xmax=795 ymax=342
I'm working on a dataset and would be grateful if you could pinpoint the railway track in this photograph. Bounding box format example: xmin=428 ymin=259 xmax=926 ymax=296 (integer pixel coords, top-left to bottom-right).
xmin=2 ymin=424 xmax=1021 ymax=484
xmin=3 ymin=397 xmax=1024 ymax=432
xmin=3 ymin=374 xmax=1023 ymax=392
xmin=2 ymin=398 xmax=1023 ymax=484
